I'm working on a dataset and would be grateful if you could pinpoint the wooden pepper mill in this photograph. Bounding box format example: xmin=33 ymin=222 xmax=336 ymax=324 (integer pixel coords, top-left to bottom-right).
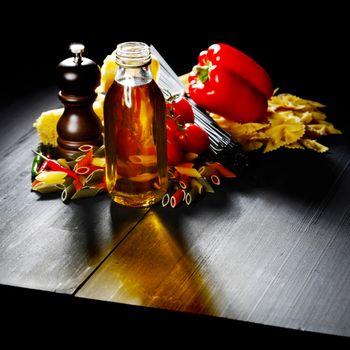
xmin=56 ymin=43 xmax=102 ymax=158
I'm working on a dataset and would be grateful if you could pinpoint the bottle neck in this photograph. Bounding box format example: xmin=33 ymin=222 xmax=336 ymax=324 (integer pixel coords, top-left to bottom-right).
xmin=116 ymin=65 xmax=152 ymax=87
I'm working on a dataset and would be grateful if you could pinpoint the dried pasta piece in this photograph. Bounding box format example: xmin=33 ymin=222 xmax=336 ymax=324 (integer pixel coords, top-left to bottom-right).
xmin=185 ymin=186 xmax=199 ymax=205
xmin=311 ymin=111 xmax=327 ymax=121
xmin=317 ymin=120 xmax=342 ymax=134
xmin=242 ymin=140 xmax=265 ymax=152
xmin=263 ymin=139 xmax=284 ymax=153
xmin=61 ymin=183 xmax=76 ymax=202
xmin=205 ymin=162 xmax=237 ymax=178
xmin=35 ymin=171 xmax=67 ymax=184
xmin=269 ymin=94 xmax=306 ymax=111
xmin=191 ymin=178 xmax=204 ymax=195
xmin=301 ymin=98 xmax=326 ymax=109
xmin=57 ymin=158 xmax=70 ymax=169
xmin=263 ymin=113 xmax=305 ymax=152
xmin=269 ymin=94 xmax=326 ymax=112
xmin=91 ymin=157 xmax=106 ymax=167
xmin=129 ymin=154 xmax=157 ymax=166
xmin=174 ymin=166 xmax=201 ymax=178
xmin=306 ymin=124 xmax=327 ymax=137
xmin=79 ymin=145 xmax=95 ymax=152
xmin=93 ymin=145 xmax=106 ymax=157
xmin=298 ymin=111 xmax=313 ymax=124
xmin=32 ymin=182 xmax=65 ymax=193
xmin=196 ymin=177 xmax=215 ymax=193
xmin=299 ymin=139 xmax=329 ymax=153
xmin=170 ymin=189 xmax=185 ymax=208
xmin=85 ymin=169 xmax=105 ymax=186
xmin=176 ymin=162 xmax=194 ymax=168
xmin=71 ymin=187 xmax=102 ymax=200
xmin=285 ymin=142 xmax=305 ymax=150
xmin=128 ymin=173 xmax=158 ymax=182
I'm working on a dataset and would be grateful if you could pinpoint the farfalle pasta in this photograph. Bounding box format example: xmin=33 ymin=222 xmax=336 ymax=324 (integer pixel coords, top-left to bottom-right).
xmin=211 ymin=93 xmax=342 ymax=153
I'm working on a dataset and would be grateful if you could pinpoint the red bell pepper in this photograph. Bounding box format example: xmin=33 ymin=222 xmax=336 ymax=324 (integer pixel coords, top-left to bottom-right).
xmin=188 ymin=43 xmax=273 ymax=123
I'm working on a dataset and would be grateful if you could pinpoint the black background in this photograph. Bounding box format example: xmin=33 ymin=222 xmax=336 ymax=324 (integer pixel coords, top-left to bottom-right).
xmin=1 ymin=3 xmax=348 ymax=123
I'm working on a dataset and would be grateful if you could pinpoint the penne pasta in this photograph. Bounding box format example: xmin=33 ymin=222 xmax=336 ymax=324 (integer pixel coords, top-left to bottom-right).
xmin=71 ymin=187 xmax=102 ymax=200
xmin=91 ymin=157 xmax=106 ymax=167
xmin=185 ymin=186 xmax=199 ymax=205
xmin=79 ymin=144 xmax=95 ymax=152
xmin=35 ymin=171 xmax=67 ymax=184
xmin=174 ymin=166 xmax=201 ymax=178
xmin=162 ymin=193 xmax=171 ymax=207
xmin=205 ymin=162 xmax=237 ymax=178
xmin=196 ymin=177 xmax=215 ymax=193
xmin=170 ymin=189 xmax=185 ymax=208
xmin=191 ymin=178 xmax=204 ymax=195
xmin=93 ymin=144 xmax=105 ymax=157
xmin=32 ymin=182 xmax=65 ymax=193
xmin=85 ymin=169 xmax=105 ymax=185
xmin=199 ymin=165 xmax=215 ymax=177
xmin=57 ymin=158 xmax=70 ymax=169
xmin=61 ymin=183 xmax=76 ymax=202
xmin=179 ymin=175 xmax=190 ymax=189
xmin=210 ymin=174 xmax=221 ymax=186
xmin=129 ymin=154 xmax=157 ymax=166
xmin=176 ymin=162 xmax=194 ymax=168
xmin=128 ymin=173 xmax=157 ymax=182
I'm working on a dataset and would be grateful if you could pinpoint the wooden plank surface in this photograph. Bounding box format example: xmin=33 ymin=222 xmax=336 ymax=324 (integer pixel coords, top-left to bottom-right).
xmin=1 ymin=86 xmax=350 ymax=338
xmin=0 ymin=89 xmax=148 ymax=294
xmin=77 ymin=138 xmax=350 ymax=337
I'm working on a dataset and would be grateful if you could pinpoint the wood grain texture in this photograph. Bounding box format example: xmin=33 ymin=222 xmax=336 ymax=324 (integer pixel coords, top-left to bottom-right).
xmin=1 ymin=86 xmax=350 ymax=338
xmin=0 ymin=89 xmax=148 ymax=294
xmin=78 ymin=138 xmax=350 ymax=337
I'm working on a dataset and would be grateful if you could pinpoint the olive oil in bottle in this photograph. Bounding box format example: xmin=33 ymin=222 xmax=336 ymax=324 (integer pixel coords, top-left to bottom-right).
xmin=104 ymin=42 xmax=167 ymax=207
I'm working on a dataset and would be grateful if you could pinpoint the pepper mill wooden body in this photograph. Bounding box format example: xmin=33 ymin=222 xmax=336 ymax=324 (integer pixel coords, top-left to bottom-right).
xmin=56 ymin=43 xmax=102 ymax=158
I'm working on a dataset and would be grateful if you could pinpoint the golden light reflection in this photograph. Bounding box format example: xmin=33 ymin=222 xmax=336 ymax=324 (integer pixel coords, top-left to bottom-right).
xmin=90 ymin=210 xmax=216 ymax=315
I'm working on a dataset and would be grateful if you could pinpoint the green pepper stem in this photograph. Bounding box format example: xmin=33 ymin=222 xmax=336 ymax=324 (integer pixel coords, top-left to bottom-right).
xmin=192 ymin=62 xmax=212 ymax=83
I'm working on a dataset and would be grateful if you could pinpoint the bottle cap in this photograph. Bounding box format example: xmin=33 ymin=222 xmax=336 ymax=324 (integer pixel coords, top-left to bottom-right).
xmin=115 ymin=41 xmax=151 ymax=68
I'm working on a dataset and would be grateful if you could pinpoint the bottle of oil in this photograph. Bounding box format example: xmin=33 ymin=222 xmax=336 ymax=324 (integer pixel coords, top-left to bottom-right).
xmin=104 ymin=42 xmax=168 ymax=207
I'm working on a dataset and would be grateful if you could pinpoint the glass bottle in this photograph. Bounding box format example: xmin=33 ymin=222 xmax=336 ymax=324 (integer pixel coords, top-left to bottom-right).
xmin=104 ymin=42 xmax=168 ymax=207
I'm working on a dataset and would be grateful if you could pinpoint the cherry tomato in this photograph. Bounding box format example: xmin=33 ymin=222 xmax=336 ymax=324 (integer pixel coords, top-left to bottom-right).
xmin=166 ymin=117 xmax=180 ymax=138
xmin=166 ymin=117 xmax=186 ymax=148
xmin=167 ymin=97 xmax=195 ymax=124
xmin=182 ymin=123 xmax=210 ymax=154
xmin=167 ymin=135 xmax=183 ymax=165
xmin=116 ymin=128 xmax=139 ymax=160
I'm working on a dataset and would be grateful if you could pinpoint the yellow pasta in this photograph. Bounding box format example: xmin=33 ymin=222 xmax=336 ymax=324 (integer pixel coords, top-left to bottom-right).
xmin=35 ymin=171 xmax=67 ymax=184
xmin=299 ymin=139 xmax=329 ymax=153
xmin=174 ymin=166 xmax=201 ymax=178
xmin=191 ymin=178 xmax=204 ymax=195
xmin=57 ymin=158 xmax=70 ymax=169
xmin=128 ymin=173 xmax=157 ymax=182
xmin=91 ymin=157 xmax=106 ymax=167
xmin=129 ymin=154 xmax=157 ymax=166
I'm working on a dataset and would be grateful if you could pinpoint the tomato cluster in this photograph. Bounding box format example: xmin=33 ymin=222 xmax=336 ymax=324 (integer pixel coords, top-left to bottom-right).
xmin=166 ymin=95 xmax=210 ymax=165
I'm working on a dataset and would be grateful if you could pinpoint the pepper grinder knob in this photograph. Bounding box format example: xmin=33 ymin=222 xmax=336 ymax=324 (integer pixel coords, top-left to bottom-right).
xmin=56 ymin=43 xmax=102 ymax=158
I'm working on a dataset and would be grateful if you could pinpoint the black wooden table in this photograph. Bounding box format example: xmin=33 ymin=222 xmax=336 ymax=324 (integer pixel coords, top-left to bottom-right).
xmin=0 ymin=81 xmax=349 ymax=342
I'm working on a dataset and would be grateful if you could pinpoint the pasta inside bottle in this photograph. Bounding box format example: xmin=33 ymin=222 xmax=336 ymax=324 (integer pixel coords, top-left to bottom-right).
xmin=104 ymin=42 xmax=167 ymax=207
